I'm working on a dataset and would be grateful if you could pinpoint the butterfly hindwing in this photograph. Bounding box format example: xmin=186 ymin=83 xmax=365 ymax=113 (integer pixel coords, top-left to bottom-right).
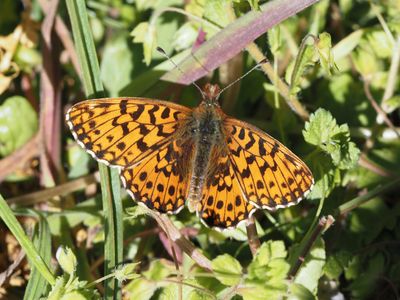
xmin=224 ymin=118 xmax=314 ymax=210
xmin=66 ymin=98 xmax=191 ymax=168
xmin=121 ymin=139 xmax=194 ymax=214
xmin=198 ymin=152 xmax=256 ymax=228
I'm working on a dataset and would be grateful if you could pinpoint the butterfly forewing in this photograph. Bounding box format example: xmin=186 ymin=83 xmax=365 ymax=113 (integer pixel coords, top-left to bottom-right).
xmin=66 ymin=98 xmax=191 ymax=168
xmin=224 ymin=118 xmax=314 ymax=210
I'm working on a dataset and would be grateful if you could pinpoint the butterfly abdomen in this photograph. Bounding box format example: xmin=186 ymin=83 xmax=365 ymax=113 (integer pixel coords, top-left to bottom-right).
xmin=187 ymin=105 xmax=225 ymax=211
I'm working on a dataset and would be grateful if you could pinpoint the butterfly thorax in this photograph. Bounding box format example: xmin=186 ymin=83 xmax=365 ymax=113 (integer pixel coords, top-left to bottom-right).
xmin=186 ymin=91 xmax=226 ymax=212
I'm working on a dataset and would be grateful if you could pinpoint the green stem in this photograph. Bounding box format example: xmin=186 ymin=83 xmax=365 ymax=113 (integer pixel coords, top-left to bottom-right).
xmin=0 ymin=194 xmax=55 ymax=285
xmin=289 ymin=34 xmax=316 ymax=92
xmin=338 ymin=177 xmax=400 ymax=215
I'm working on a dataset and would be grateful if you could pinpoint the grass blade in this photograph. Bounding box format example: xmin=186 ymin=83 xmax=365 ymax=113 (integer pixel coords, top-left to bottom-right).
xmin=0 ymin=194 xmax=55 ymax=285
xmin=66 ymin=1 xmax=123 ymax=298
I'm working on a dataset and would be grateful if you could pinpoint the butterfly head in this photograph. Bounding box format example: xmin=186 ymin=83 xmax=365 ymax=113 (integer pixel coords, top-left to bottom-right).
xmin=202 ymin=83 xmax=221 ymax=106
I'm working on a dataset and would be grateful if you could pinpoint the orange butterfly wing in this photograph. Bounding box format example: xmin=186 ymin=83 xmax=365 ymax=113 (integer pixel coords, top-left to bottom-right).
xmin=198 ymin=152 xmax=256 ymax=229
xmin=224 ymin=118 xmax=314 ymax=210
xmin=66 ymin=98 xmax=191 ymax=168
xmin=67 ymin=98 xmax=194 ymax=214
xmin=120 ymin=139 xmax=194 ymax=214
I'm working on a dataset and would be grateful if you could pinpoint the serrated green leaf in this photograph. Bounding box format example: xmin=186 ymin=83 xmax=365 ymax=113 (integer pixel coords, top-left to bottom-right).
xmin=303 ymin=108 xmax=360 ymax=170
xmin=248 ymin=241 xmax=289 ymax=281
xmin=0 ymin=96 xmax=38 ymax=157
xmin=211 ymin=254 xmax=242 ymax=286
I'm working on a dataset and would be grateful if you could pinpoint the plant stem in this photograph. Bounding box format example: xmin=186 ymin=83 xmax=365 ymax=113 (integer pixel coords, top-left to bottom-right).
xmin=145 ymin=208 xmax=213 ymax=271
xmin=246 ymin=216 xmax=260 ymax=256
xmin=246 ymin=42 xmax=310 ymax=121
xmin=338 ymin=177 xmax=400 ymax=215
xmin=288 ymin=215 xmax=334 ymax=280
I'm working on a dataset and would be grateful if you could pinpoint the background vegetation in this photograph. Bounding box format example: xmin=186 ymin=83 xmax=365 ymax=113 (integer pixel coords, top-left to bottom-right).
xmin=0 ymin=0 xmax=399 ymax=299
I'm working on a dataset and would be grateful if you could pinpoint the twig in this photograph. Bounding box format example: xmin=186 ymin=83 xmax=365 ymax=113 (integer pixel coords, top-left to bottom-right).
xmin=7 ymin=173 xmax=98 ymax=205
xmin=363 ymin=79 xmax=400 ymax=138
xmin=246 ymin=216 xmax=260 ymax=256
xmin=288 ymin=215 xmax=334 ymax=280
xmin=145 ymin=208 xmax=212 ymax=271
xmin=38 ymin=0 xmax=81 ymax=77
xmin=0 ymin=250 xmax=26 ymax=287
xmin=156 ymin=216 xmax=183 ymax=300
xmin=0 ymin=134 xmax=39 ymax=182
xmin=39 ymin=0 xmax=62 ymax=187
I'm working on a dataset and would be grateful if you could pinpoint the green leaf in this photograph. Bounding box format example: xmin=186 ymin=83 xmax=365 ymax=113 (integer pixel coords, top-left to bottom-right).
xmin=238 ymin=282 xmax=287 ymax=300
xmin=0 ymin=96 xmax=38 ymax=157
xmin=294 ymin=238 xmax=326 ymax=294
xmin=131 ymin=21 xmax=155 ymax=65
xmin=172 ymin=22 xmax=198 ymax=51
xmin=323 ymin=251 xmax=351 ymax=279
xmin=288 ymin=283 xmax=316 ymax=300
xmin=67 ymin=142 xmax=90 ymax=178
xmin=382 ymin=95 xmax=400 ymax=113
xmin=125 ymin=278 xmax=157 ymax=300
xmin=247 ymin=241 xmax=289 ymax=285
xmin=160 ymin=278 xmax=210 ymax=300
xmin=247 ymin=0 xmax=260 ymax=10
xmin=211 ymin=254 xmax=242 ymax=286
xmin=303 ymin=108 xmax=360 ymax=170
xmin=332 ymin=29 xmax=364 ymax=61
xmin=100 ymin=34 xmax=134 ymax=96
xmin=352 ymin=49 xmax=379 ymax=78
xmin=366 ymin=30 xmax=393 ymax=59
xmin=143 ymin=260 xmax=173 ymax=281
xmin=203 ymin=0 xmax=232 ymax=36
xmin=347 ymin=253 xmax=385 ymax=299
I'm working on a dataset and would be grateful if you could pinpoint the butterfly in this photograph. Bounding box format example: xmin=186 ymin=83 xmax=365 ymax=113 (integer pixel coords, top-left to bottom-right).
xmin=66 ymin=83 xmax=314 ymax=229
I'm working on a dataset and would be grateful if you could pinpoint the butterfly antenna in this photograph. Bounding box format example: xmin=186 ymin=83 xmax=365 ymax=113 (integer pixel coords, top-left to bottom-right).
xmin=156 ymin=47 xmax=206 ymax=99
xmin=216 ymin=58 xmax=269 ymax=99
